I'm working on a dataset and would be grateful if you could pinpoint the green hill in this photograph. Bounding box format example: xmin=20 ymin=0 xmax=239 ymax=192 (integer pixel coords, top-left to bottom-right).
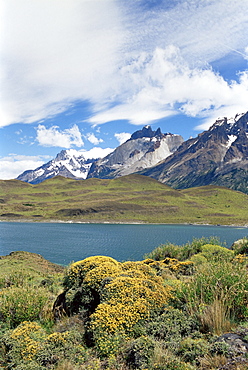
xmin=0 ymin=174 xmax=248 ymax=225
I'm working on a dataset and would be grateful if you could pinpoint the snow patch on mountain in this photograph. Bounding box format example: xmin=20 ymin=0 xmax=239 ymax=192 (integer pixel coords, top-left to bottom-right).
xmin=16 ymin=149 xmax=97 ymax=184
xmin=226 ymin=135 xmax=237 ymax=149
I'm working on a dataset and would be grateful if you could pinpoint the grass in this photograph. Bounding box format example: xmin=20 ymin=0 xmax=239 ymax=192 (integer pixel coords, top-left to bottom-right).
xmin=0 ymin=251 xmax=64 ymax=279
xmin=0 ymin=174 xmax=248 ymax=225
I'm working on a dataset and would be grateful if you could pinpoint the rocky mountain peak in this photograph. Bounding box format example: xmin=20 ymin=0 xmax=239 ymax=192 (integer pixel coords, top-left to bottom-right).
xmin=140 ymin=111 xmax=248 ymax=194
xmin=130 ymin=125 xmax=164 ymax=140
xmin=87 ymin=127 xmax=184 ymax=179
xmin=17 ymin=149 xmax=96 ymax=184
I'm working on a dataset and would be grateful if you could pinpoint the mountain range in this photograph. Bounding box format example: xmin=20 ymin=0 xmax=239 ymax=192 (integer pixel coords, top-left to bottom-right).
xmin=17 ymin=126 xmax=184 ymax=184
xmin=17 ymin=112 xmax=248 ymax=194
xmin=141 ymin=112 xmax=248 ymax=194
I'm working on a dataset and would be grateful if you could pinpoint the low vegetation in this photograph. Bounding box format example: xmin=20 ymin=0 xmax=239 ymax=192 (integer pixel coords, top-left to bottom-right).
xmin=1 ymin=174 xmax=248 ymax=225
xmin=0 ymin=236 xmax=248 ymax=369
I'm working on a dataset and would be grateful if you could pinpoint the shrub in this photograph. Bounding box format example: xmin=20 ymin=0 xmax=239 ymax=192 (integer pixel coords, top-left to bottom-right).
xmin=0 ymin=285 xmax=49 ymax=328
xmin=63 ymin=256 xmax=120 ymax=290
xmin=91 ymin=271 xmax=172 ymax=356
xmin=36 ymin=331 xmax=87 ymax=367
xmin=145 ymin=237 xmax=221 ymax=261
xmin=62 ymin=256 xmax=122 ymax=316
xmin=2 ymin=321 xmax=46 ymax=366
xmin=57 ymin=256 xmax=173 ymax=357
xmin=177 ymin=337 xmax=210 ymax=364
xmin=190 ymin=244 xmax=234 ymax=264
xmin=124 ymin=336 xmax=155 ymax=369
xmin=1 ymin=321 xmax=87 ymax=369
xmin=153 ymin=357 xmax=195 ymax=370
xmin=143 ymin=258 xmax=195 ymax=276
xmin=146 ymin=308 xmax=199 ymax=345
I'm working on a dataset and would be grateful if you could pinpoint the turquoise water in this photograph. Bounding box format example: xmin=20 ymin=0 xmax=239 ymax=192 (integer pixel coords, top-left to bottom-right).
xmin=0 ymin=222 xmax=247 ymax=265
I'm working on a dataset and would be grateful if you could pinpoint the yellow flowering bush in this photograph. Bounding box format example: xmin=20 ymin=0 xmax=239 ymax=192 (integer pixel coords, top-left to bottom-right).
xmin=7 ymin=321 xmax=46 ymax=362
xmin=91 ymin=272 xmax=172 ymax=356
xmin=2 ymin=321 xmax=87 ymax=368
xmin=64 ymin=256 xmax=120 ymax=290
xmin=83 ymin=262 xmax=122 ymax=290
xmin=57 ymin=256 xmax=173 ymax=357
xmin=143 ymin=257 xmax=195 ymax=276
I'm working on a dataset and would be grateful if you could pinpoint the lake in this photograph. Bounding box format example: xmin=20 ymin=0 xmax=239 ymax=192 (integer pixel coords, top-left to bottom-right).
xmin=0 ymin=222 xmax=247 ymax=265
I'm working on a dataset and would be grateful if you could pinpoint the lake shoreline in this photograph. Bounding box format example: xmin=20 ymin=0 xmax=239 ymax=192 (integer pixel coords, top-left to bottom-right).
xmin=0 ymin=218 xmax=247 ymax=228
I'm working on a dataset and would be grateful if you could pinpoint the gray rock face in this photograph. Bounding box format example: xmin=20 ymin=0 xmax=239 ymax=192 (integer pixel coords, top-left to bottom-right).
xmin=215 ymin=331 xmax=248 ymax=370
xmin=140 ymin=112 xmax=248 ymax=193
xmin=87 ymin=126 xmax=184 ymax=179
xmin=17 ymin=149 xmax=96 ymax=184
xmin=217 ymin=333 xmax=248 ymax=355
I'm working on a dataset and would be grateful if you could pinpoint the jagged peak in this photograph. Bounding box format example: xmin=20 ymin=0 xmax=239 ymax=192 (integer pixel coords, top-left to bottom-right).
xmin=130 ymin=125 xmax=164 ymax=140
xmin=209 ymin=111 xmax=248 ymax=132
xmin=55 ymin=149 xmax=85 ymax=161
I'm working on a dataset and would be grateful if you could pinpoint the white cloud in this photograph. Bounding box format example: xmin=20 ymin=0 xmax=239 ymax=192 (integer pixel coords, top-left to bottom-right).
xmin=244 ymin=46 xmax=248 ymax=61
xmin=90 ymin=46 xmax=248 ymax=127
xmin=0 ymin=154 xmax=51 ymax=180
xmin=123 ymin=0 xmax=248 ymax=64
xmin=0 ymin=0 xmax=123 ymax=127
xmin=1 ymin=0 xmax=248 ymax=128
xmin=80 ymin=147 xmax=114 ymax=160
xmin=36 ymin=124 xmax=84 ymax=148
xmin=114 ymin=132 xmax=131 ymax=144
xmin=86 ymin=133 xmax=103 ymax=145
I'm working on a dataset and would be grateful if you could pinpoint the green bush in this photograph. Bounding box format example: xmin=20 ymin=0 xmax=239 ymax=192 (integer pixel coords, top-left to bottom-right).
xmin=146 ymin=308 xmax=199 ymax=345
xmin=152 ymin=358 xmax=193 ymax=370
xmin=190 ymin=244 xmax=234 ymax=264
xmin=177 ymin=337 xmax=210 ymax=364
xmin=145 ymin=237 xmax=222 ymax=261
xmin=124 ymin=336 xmax=155 ymax=369
xmin=0 ymin=286 xmax=49 ymax=328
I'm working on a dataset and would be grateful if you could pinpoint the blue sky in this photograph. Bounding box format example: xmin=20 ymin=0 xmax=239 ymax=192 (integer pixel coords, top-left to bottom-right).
xmin=1 ymin=0 xmax=248 ymax=179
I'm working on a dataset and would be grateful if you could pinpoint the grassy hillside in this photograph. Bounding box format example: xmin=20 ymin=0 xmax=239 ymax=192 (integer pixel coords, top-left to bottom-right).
xmin=0 ymin=174 xmax=248 ymax=225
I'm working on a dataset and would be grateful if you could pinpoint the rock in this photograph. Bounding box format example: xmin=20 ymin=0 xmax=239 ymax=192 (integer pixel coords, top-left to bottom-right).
xmin=231 ymin=238 xmax=248 ymax=255
xmin=216 ymin=333 xmax=248 ymax=355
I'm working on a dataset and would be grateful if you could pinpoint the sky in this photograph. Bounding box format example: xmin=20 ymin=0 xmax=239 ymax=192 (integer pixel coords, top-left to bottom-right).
xmin=1 ymin=0 xmax=248 ymax=180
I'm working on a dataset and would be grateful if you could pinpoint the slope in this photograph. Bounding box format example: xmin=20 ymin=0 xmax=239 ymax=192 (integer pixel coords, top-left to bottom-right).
xmin=0 ymin=175 xmax=248 ymax=225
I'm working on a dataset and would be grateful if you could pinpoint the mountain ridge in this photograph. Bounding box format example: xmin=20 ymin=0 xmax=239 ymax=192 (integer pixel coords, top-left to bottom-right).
xmin=140 ymin=112 xmax=248 ymax=194
xmin=15 ymin=112 xmax=248 ymax=193
xmin=87 ymin=126 xmax=183 ymax=179
xmin=17 ymin=126 xmax=184 ymax=184
xmin=16 ymin=149 xmax=97 ymax=184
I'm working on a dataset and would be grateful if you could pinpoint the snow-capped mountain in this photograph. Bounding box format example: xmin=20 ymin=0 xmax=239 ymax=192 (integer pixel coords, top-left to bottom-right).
xmin=140 ymin=112 xmax=248 ymax=194
xmin=87 ymin=126 xmax=184 ymax=179
xmin=16 ymin=149 xmax=97 ymax=184
xmin=16 ymin=126 xmax=184 ymax=184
